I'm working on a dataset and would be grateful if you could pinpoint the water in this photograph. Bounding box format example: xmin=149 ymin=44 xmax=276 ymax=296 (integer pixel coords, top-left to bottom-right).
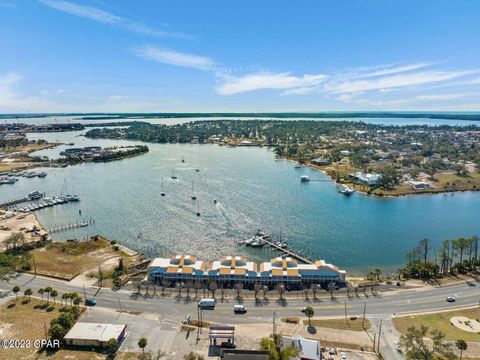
xmin=2 ymin=130 xmax=480 ymax=274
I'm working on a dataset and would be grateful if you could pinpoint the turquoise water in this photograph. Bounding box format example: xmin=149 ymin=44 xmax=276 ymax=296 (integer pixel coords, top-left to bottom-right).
xmin=2 ymin=130 xmax=480 ymax=274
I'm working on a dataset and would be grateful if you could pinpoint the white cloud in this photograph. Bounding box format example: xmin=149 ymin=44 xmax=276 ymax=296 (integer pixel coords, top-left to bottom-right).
xmin=416 ymin=92 xmax=480 ymax=101
xmin=217 ymin=72 xmax=327 ymax=95
xmin=325 ymin=70 xmax=477 ymax=94
xmin=355 ymin=62 xmax=438 ymax=78
xmin=39 ymin=0 xmax=191 ymax=39
xmin=132 ymin=46 xmax=215 ymax=71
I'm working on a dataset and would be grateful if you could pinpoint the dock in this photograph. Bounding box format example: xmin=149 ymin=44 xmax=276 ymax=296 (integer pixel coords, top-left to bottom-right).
xmin=261 ymin=237 xmax=314 ymax=264
xmin=0 ymin=195 xmax=36 ymax=209
xmin=48 ymin=220 xmax=90 ymax=233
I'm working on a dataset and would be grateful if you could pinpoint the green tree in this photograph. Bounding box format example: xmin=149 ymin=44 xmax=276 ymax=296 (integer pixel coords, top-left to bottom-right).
xmin=24 ymin=288 xmax=32 ymax=300
xmin=50 ymin=289 xmax=58 ymax=304
xmin=38 ymin=288 xmax=45 ymax=302
xmin=138 ymin=337 xmax=148 ymax=354
xmin=260 ymin=335 xmax=300 ymax=360
xmin=12 ymin=285 xmax=20 ymax=300
xmin=183 ymin=352 xmax=205 ymax=360
xmin=304 ymin=306 xmax=314 ymax=326
xmin=49 ymin=323 xmax=68 ymax=341
xmin=456 ymin=339 xmax=467 ymax=360
xmin=399 ymin=325 xmax=454 ymax=360
xmin=45 ymin=286 xmax=52 ymax=302
xmin=107 ymin=337 xmax=118 ymax=351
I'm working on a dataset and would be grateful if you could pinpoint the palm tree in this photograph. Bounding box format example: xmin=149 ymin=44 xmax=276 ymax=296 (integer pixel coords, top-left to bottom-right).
xmin=208 ymin=282 xmax=218 ymax=299
xmin=327 ymin=282 xmax=336 ymax=300
xmin=456 ymin=339 xmax=468 ymax=360
xmin=275 ymin=283 xmax=286 ymax=301
xmin=50 ymin=290 xmax=58 ymax=304
xmin=61 ymin=293 xmax=68 ymax=306
xmin=373 ymin=268 xmax=382 ymax=281
xmin=304 ymin=306 xmax=314 ymax=326
xmin=24 ymin=288 xmax=32 ymax=300
xmin=12 ymin=286 xmax=20 ymax=300
xmin=138 ymin=337 xmax=147 ymax=353
xmin=45 ymin=286 xmax=52 ymax=302
xmin=38 ymin=288 xmax=45 ymax=302
xmin=234 ymin=283 xmax=243 ymax=300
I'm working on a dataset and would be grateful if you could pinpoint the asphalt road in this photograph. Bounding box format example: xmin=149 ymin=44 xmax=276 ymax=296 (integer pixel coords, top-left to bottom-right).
xmin=2 ymin=274 xmax=479 ymax=359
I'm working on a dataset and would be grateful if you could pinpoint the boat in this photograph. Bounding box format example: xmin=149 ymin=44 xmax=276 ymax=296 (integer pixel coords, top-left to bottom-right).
xmin=37 ymin=172 xmax=47 ymax=178
xmin=181 ymin=155 xmax=185 ymax=163
xmin=171 ymin=169 xmax=177 ymax=180
xmin=300 ymin=175 xmax=310 ymax=182
xmin=191 ymin=181 xmax=197 ymax=200
xmin=196 ymin=202 xmax=201 ymax=216
xmin=66 ymin=194 xmax=80 ymax=201
xmin=294 ymin=162 xmax=303 ymax=168
xmin=195 ymin=169 xmax=200 ymax=172
xmin=160 ymin=178 xmax=166 ymax=196
xmin=28 ymin=191 xmax=43 ymax=200
xmin=339 ymin=185 xmax=356 ymax=196
xmin=213 ymin=199 xmax=217 ymax=204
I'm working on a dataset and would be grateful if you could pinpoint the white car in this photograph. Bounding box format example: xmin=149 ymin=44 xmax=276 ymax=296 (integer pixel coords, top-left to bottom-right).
xmin=394 ymin=341 xmax=402 ymax=352
xmin=446 ymin=296 xmax=456 ymax=302
xmin=341 ymin=352 xmax=347 ymax=360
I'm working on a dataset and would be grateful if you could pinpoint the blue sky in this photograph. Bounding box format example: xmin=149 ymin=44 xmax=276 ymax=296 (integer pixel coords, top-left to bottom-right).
xmin=1 ymin=0 xmax=480 ymax=113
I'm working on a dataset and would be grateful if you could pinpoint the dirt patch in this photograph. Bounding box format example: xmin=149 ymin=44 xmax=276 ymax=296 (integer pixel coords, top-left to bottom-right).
xmin=0 ymin=211 xmax=48 ymax=251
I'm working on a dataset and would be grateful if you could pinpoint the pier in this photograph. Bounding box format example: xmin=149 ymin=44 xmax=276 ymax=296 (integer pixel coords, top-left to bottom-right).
xmin=48 ymin=219 xmax=93 ymax=233
xmin=260 ymin=237 xmax=314 ymax=264
xmin=0 ymin=195 xmax=37 ymax=209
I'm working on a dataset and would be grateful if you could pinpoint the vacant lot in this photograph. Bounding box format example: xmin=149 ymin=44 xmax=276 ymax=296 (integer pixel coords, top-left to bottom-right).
xmin=393 ymin=307 xmax=480 ymax=342
xmin=303 ymin=317 xmax=372 ymax=331
xmin=29 ymin=238 xmax=129 ymax=280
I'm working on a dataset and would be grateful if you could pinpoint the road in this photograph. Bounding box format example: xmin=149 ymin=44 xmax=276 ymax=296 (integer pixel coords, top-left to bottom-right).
xmin=2 ymin=274 xmax=479 ymax=359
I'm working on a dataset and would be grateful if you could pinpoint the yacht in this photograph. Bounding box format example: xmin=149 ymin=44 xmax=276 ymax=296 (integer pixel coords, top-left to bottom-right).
xmin=300 ymin=175 xmax=310 ymax=182
xmin=171 ymin=169 xmax=177 ymax=180
xmin=191 ymin=181 xmax=197 ymax=200
xmin=66 ymin=194 xmax=80 ymax=201
xmin=37 ymin=172 xmax=47 ymax=178
xmin=294 ymin=162 xmax=303 ymax=168
xmin=339 ymin=185 xmax=356 ymax=196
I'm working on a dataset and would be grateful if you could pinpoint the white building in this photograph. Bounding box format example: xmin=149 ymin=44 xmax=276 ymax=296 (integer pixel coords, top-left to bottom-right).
xmin=351 ymin=171 xmax=382 ymax=186
xmin=281 ymin=336 xmax=321 ymax=360
xmin=64 ymin=323 xmax=127 ymax=347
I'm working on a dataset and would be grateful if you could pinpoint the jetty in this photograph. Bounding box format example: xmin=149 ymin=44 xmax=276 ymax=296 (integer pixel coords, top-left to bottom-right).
xmin=48 ymin=220 xmax=90 ymax=233
xmin=261 ymin=237 xmax=314 ymax=264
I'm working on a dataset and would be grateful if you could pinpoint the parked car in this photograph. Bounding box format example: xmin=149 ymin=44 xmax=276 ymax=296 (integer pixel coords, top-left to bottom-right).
xmin=300 ymin=306 xmax=307 ymax=313
xmin=234 ymin=304 xmax=247 ymax=314
xmin=394 ymin=341 xmax=402 ymax=352
xmin=85 ymin=297 xmax=96 ymax=306
xmin=341 ymin=351 xmax=347 ymax=360
xmin=446 ymin=296 xmax=456 ymax=302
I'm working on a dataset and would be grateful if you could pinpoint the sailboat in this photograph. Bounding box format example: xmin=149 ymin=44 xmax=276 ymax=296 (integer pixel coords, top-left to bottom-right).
xmin=181 ymin=155 xmax=185 ymax=163
xmin=160 ymin=178 xmax=166 ymax=196
xmin=171 ymin=168 xmax=177 ymax=180
xmin=191 ymin=181 xmax=197 ymax=200
xmin=196 ymin=201 xmax=201 ymax=216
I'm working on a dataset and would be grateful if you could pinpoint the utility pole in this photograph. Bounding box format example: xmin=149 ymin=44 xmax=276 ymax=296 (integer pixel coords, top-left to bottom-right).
xmin=117 ymin=293 xmax=122 ymax=313
xmin=32 ymin=254 xmax=37 ymax=276
xmin=377 ymin=318 xmax=383 ymax=353
xmin=362 ymin=302 xmax=366 ymax=329
xmin=344 ymin=300 xmax=347 ymax=322
xmin=272 ymin=310 xmax=277 ymax=337
xmin=196 ymin=305 xmax=200 ymax=343
xmin=83 ymin=284 xmax=87 ymax=302
xmin=373 ymin=333 xmax=376 ymax=352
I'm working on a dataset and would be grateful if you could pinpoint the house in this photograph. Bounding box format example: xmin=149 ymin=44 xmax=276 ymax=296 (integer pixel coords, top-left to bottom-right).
xmin=311 ymin=157 xmax=332 ymax=166
xmin=350 ymin=172 xmax=382 ymax=186
xmin=340 ymin=150 xmax=351 ymax=156
xmin=63 ymin=323 xmax=127 ymax=347
xmin=281 ymin=336 xmax=321 ymax=360
xmin=408 ymin=180 xmax=432 ymax=190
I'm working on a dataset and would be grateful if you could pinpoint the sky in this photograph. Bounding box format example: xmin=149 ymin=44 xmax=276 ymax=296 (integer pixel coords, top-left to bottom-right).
xmin=1 ymin=0 xmax=480 ymax=113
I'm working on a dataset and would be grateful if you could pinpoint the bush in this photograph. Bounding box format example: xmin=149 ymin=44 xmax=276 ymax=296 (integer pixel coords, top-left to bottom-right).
xmin=110 ymin=240 xmax=117 ymax=245
xmin=113 ymin=245 xmax=119 ymax=251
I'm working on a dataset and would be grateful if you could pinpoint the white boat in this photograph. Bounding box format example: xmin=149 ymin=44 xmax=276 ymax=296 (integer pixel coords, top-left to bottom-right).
xmin=191 ymin=181 xmax=197 ymax=200
xmin=213 ymin=199 xmax=217 ymax=204
xmin=171 ymin=169 xmax=177 ymax=180
xmin=160 ymin=178 xmax=166 ymax=196
xmin=300 ymin=175 xmax=310 ymax=182
xmin=294 ymin=162 xmax=303 ymax=168
xmin=339 ymin=185 xmax=356 ymax=196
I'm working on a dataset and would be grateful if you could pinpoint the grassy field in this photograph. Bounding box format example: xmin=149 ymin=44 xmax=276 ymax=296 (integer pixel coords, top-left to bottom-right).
xmin=29 ymin=238 xmax=129 ymax=280
xmin=393 ymin=307 xmax=480 ymax=342
xmin=302 ymin=317 xmax=372 ymax=331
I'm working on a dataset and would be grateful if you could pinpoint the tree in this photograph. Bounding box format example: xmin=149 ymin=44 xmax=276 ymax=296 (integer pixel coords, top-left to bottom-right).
xmin=456 ymin=339 xmax=468 ymax=360
xmin=12 ymin=285 xmax=20 ymax=300
xmin=399 ymin=325 xmax=453 ymax=360
xmin=24 ymin=288 xmax=32 ymax=300
xmin=260 ymin=335 xmax=300 ymax=360
xmin=138 ymin=337 xmax=148 ymax=353
xmin=254 ymin=283 xmax=262 ymax=301
xmin=327 ymin=282 xmax=336 ymax=300
xmin=38 ymin=288 xmax=45 ymax=302
xmin=275 ymin=283 xmax=286 ymax=301
xmin=50 ymin=289 xmax=58 ymax=304
xmin=208 ymin=281 xmax=218 ymax=299
xmin=49 ymin=323 xmax=68 ymax=341
xmin=234 ymin=283 xmax=243 ymax=300
xmin=311 ymin=283 xmax=321 ymax=299
xmin=183 ymin=352 xmax=205 ymax=360
xmin=372 ymin=268 xmax=382 ymax=281
xmin=73 ymin=296 xmax=81 ymax=306
xmin=304 ymin=306 xmax=314 ymax=326
xmin=45 ymin=286 xmax=52 ymax=302
xmin=113 ymin=277 xmax=122 ymax=288
xmin=107 ymin=337 xmax=118 ymax=351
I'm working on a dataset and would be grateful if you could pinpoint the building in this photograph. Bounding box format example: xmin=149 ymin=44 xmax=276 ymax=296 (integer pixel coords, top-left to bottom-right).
xmin=340 ymin=150 xmax=351 ymax=156
xmin=221 ymin=349 xmax=269 ymax=360
xmin=147 ymin=255 xmax=206 ymax=283
xmin=311 ymin=157 xmax=332 ymax=166
xmin=281 ymin=336 xmax=321 ymax=360
xmin=63 ymin=322 xmax=127 ymax=347
xmin=147 ymin=255 xmax=345 ymax=288
xmin=350 ymin=171 xmax=382 ymax=186
xmin=408 ymin=180 xmax=432 ymax=190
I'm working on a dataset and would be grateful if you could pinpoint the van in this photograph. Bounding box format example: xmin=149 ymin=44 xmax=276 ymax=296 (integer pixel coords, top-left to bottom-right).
xmin=234 ymin=305 xmax=247 ymax=314
xmin=198 ymin=298 xmax=215 ymax=309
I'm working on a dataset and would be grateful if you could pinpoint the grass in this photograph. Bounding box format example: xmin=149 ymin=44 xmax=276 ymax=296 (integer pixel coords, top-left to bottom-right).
xmin=302 ymin=317 xmax=372 ymax=331
xmin=0 ymin=298 xmax=88 ymax=359
xmin=392 ymin=307 xmax=480 ymax=342
xmin=29 ymin=238 xmax=128 ymax=280
xmin=281 ymin=317 xmax=300 ymax=324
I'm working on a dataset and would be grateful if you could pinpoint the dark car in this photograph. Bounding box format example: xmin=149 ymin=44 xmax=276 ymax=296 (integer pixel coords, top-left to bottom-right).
xmin=85 ymin=297 xmax=97 ymax=306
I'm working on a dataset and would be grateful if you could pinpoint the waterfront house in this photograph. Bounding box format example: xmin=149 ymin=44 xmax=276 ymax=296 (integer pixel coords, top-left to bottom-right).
xmin=350 ymin=171 xmax=382 ymax=186
xmin=311 ymin=157 xmax=332 ymax=166
xmin=407 ymin=180 xmax=432 ymax=190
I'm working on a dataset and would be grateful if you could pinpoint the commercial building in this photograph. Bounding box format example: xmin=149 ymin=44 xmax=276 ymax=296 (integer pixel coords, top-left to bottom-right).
xmin=281 ymin=336 xmax=321 ymax=360
xmin=147 ymin=255 xmax=345 ymax=288
xmin=63 ymin=322 xmax=127 ymax=347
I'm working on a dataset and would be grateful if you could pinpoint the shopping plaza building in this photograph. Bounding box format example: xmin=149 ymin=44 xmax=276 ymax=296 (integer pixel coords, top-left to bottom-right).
xmin=147 ymin=255 xmax=346 ymax=289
